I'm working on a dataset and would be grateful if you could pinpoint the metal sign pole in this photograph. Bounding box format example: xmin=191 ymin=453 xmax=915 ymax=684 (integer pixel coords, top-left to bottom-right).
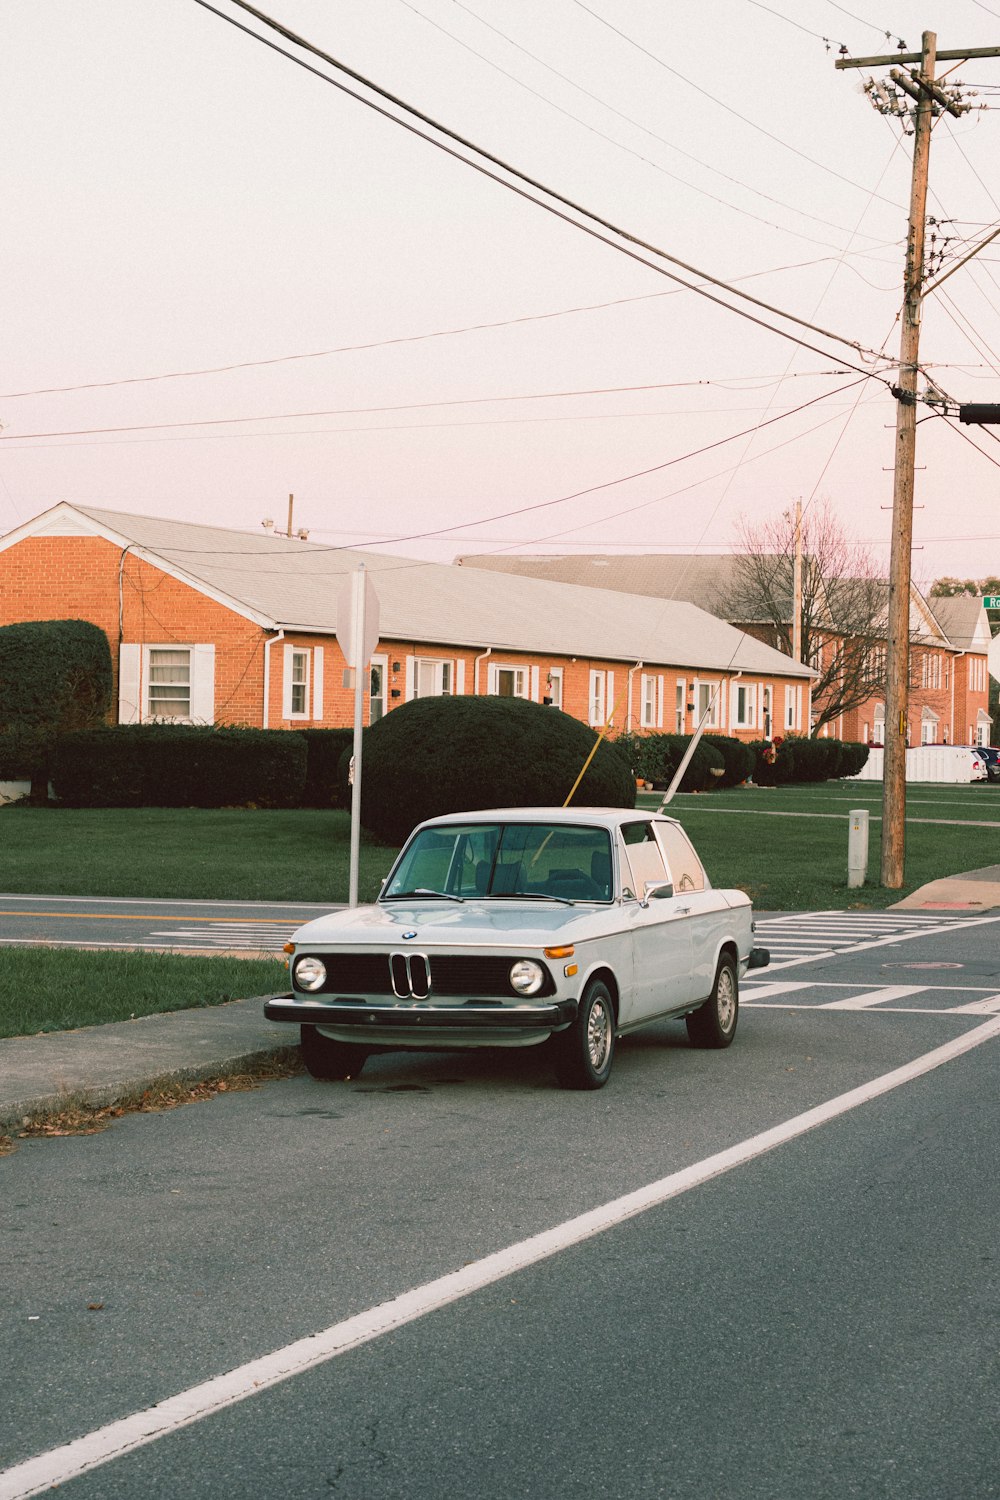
xmin=348 ymin=565 xmax=367 ymax=908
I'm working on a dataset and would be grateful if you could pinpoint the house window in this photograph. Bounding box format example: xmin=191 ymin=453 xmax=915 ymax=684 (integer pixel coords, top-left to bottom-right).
xmin=675 ymin=679 xmax=686 ymax=733
xmin=640 ymin=674 xmax=661 ymax=730
xmin=290 ymin=650 xmax=309 ymax=717
xmin=694 ymin=680 xmax=719 ymax=728
xmin=732 ymin=682 xmax=757 ymax=730
xmin=147 ymin=649 xmax=191 ymax=719
xmin=589 ymin=670 xmax=606 ymax=727
xmin=873 ymin=707 xmax=885 ymax=746
xmin=545 ymin=668 xmax=563 ymax=708
xmin=415 ymin=658 xmax=453 ymax=698
xmin=369 ymin=655 xmax=387 ymax=724
xmin=490 ymin=664 xmax=528 ymax=698
xmin=784 ymin=684 xmax=802 ymax=731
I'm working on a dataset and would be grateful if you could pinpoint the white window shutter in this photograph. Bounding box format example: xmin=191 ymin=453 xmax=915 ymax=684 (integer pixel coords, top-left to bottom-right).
xmin=530 ymin=665 xmax=539 ymax=702
xmin=190 ymin=644 xmax=215 ymax=724
xmin=455 ymin=658 xmax=466 ymax=695
xmin=657 ymin=676 xmax=664 ymax=728
xmin=118 ymin=644 xmax=142 ymax=724
xmin=282 ymin=645 xmax=295 ymax=719
xmin=405 ymin=656 xmax=415 ymax=701
xmin=312 ymin=647 xmax=324 ymax=721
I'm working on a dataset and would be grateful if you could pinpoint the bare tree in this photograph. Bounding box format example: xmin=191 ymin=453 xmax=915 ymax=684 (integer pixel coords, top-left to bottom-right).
xmin=727 ymin=502 xmax=889 ymax=736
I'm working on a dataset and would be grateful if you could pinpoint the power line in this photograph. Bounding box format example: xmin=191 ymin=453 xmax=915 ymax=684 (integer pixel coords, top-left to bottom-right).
xmin=0 ymin=374 xmax=861 ymax=443
xmin=191 ymin=1 xmax=895 ymax=375
xmin=410 ymin=0 xmax=883 ymax=250
xmin=568 ymin=0 xmax=906 ymax=209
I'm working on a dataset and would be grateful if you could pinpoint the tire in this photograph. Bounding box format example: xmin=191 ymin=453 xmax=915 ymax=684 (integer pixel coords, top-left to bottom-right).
xmin=685 ymin=953 xmax=738 ymax=1049
xmin=551 ymin=979 xmax=616 ymax=1090
xmin=300 ymin=1025 xmax=368 ymax=1081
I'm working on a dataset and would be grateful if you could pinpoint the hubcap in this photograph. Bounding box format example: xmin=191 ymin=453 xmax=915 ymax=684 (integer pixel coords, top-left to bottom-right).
xmin=716 ymin=968 xmax=736 ymax=1032
xmin=587 ymin=997 xmax=612 ymax=1071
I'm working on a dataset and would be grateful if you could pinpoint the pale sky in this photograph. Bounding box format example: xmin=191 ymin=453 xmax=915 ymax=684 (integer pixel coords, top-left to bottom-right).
xmin=3 ymin=0 xmax=1000 ymax=586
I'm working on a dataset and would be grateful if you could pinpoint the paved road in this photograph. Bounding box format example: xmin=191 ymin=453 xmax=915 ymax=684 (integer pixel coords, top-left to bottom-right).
xmin=3 ymin=913 xmax=999 ymax=1499
xmin=0 ymin=895 xmax=336 ymax=953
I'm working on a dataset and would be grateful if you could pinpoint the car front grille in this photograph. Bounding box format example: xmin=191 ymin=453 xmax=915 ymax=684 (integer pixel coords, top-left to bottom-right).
xmin=297 ymin=952 xmax=555 ymax=1000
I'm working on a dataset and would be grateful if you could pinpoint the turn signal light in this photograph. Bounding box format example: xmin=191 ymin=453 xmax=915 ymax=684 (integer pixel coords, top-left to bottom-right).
xmin=283 ymin=941 xmax=296 ymax=955
xmin=544 ymin=944 xmax=575 ymax=959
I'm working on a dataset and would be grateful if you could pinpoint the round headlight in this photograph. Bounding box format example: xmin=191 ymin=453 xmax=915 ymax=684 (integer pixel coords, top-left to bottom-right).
xmin=294 ymin=956 xmax=327 ymax=992
xmin=510 ymin=959 xmax=545 ymax=996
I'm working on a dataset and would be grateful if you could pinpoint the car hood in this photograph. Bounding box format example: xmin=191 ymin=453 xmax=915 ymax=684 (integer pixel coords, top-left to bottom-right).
xmin=290 ymin=899 xmax=608 ymax=948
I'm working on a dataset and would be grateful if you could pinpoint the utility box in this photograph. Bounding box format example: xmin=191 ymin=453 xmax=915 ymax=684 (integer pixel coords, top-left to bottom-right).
xmin=848 ymin=808 xmax=869 ymax=889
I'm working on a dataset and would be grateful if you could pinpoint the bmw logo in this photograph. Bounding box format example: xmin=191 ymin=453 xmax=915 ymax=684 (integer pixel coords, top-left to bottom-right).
xmin=402 ymin=930 xmax=418 ymax=940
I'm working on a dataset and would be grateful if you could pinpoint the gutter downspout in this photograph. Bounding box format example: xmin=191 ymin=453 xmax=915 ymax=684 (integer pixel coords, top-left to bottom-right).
xmin=262 ymin=630 xmax=285 ymax=729
xmin=473 ymin=646 xmax=492 ymax=696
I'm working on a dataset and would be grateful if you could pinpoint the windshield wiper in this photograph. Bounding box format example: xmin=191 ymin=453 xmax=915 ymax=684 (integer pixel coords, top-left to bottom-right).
xmin=487 ymin=891 xmax=576 ymax=906
xmin=382 ymin=889 xmax=465 ymax=902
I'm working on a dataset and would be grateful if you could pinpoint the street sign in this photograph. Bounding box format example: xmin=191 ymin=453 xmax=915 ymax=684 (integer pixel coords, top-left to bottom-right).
xmin=336 ymin=568 xmax=380 ymax=669
xmin=984 ymin=596 xmax=1000 ymax=609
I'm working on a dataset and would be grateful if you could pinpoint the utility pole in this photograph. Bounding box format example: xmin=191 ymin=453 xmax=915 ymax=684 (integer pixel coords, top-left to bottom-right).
xmin=835 ymin=33 xmax=994 ymax=886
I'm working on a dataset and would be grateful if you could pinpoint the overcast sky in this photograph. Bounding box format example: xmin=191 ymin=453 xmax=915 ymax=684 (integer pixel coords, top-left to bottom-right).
xmin=3 ymin=0 xmax=1000 ymax=585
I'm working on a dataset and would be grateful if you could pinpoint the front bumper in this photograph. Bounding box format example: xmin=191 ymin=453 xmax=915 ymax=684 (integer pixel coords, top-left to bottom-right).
xmin=264 ymin=994 xmax=578 ymax=1033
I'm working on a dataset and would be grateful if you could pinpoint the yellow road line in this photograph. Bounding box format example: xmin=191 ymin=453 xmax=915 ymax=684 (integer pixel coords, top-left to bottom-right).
xmin=0 ymin=911 xmax=299 ymax=923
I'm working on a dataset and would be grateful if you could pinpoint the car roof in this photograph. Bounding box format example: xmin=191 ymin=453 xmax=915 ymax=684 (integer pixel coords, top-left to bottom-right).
xmin=413 ymin=806 xmax=682 ymax=832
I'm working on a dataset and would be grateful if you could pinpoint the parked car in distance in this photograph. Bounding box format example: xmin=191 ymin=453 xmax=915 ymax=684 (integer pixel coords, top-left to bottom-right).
xmin=944 ymin=746 xmax=992 ymax=782
xmin=265 ymin=807 xmax=769 ymax=1090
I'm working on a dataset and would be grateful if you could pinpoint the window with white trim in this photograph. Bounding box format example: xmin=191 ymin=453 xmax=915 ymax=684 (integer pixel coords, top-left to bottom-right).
xmin=489 ymin=664 xmax=528 ymax=698
xmin=148 ymin=648 xmax=191 ymax=719
xmin=281 ymin=644 xmax=323 ymax=721
xmin=732 ymin=681 xmax=757 ymax=730
xmin=873 ymin=705 xmax=885 ymax=746
xmin=545 ymin=667 xmax=563 ymax=708
xmin=414 ymin=658 xmax=453 ymax=698
xmin=693 ymin=679 xmax=719 ymax=728
xmin=589 ymin=670 xmax=606 ymax=727
xmin=784 ymin=684 xmax=802 ymax=731
xmin=675 ymin=679 xmax=686 ymax=733
xmin=640 ymin=673 xmax=662 ymax=729
xmin=290 ymin=650 xmax=309 ymax=717
xmin=369 ymin=654 xmax=387 ymax=724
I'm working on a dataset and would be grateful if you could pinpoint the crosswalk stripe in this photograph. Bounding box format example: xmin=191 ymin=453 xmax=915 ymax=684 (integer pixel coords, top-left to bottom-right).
xmin=947 ymin=993 xmax=1000 ymax=1015
xmin=819 ymin=985 xmax=928 ymax=1010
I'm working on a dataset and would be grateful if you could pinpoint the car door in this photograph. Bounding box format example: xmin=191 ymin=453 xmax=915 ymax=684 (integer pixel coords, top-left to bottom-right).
xmin=618 ymin=820 xmax=693 ymax=1024
xmin=654 ymin=820 xmax=728 ymax=1000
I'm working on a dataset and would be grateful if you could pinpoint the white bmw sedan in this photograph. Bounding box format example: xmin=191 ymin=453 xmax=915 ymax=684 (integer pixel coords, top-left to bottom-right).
xmin=265 ymin=807 xmax=769 ymax=1090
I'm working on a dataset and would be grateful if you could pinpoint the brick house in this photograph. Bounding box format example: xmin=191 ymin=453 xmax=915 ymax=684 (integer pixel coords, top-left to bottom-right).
xmin=0 ymin=504 xmax=815 ymax=742
xmin=457 ymin=552 xmax=992 ymax=747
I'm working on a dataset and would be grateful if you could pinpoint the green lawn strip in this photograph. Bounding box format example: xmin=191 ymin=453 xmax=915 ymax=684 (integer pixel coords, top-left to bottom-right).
xmin=0 ymin=948 xmax=289 ymax=1039
xmin=0 ymin=807 xmax=398 ymax=903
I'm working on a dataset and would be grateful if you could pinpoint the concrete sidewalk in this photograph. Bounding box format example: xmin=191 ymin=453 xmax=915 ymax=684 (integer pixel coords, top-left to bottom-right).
xmin=3 ymin=868 xmax=1000 ymax=1133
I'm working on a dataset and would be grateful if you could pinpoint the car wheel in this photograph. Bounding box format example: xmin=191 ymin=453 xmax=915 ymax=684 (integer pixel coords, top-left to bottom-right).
xmin=300 ymin=1025 xmax=368 ymax=1081
xmin=551 ymin=979 xmax=616 ymax=1090
xmin=685 ymin=953 xmax=738 ymax=1049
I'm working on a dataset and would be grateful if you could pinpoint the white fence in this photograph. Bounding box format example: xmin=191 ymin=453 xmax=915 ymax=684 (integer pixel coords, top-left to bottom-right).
xmin=846 ymin=746 xmax=984 ymax=783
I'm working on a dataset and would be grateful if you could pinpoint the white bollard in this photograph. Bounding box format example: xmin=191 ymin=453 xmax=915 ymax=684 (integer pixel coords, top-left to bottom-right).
xmin=848 ymin=808 xmax=869 ymax=889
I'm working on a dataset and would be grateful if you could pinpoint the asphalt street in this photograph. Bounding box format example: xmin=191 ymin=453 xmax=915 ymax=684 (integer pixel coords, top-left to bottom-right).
xmin=2 ymin=912 xmax=999 ymax=1499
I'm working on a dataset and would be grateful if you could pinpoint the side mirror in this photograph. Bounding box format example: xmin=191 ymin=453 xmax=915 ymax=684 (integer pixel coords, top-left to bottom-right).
xmin=642 ymin=879 xmax=674 ymax=906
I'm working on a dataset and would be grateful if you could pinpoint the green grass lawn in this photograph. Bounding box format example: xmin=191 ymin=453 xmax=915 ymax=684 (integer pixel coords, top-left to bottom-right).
xmin=0 ymin=948 xmax=288 ymax=1039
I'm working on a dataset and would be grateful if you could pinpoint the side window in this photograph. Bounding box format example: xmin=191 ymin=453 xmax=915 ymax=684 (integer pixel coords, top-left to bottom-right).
xmin=619 ymin=820 xmax=669 ymax=896
xmin=655 ymin=822 xmax=707 ymax=893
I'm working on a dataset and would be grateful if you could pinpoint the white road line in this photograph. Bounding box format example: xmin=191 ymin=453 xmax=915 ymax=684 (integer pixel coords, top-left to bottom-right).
xmin=0 ymin=895 xmax=334 ymax=910
xmin=820 ymin=984 xmax=929 ymax=1011
xmin=735 ymin=981 xmax=814 ymax=1000
xmin=4 ymin=1015 xmax=1000 ymax=1500
xmin=948 ymin=993 xmax=1000 ymax=1014
xmin=763 ymin=914 xmax=1000 ymax=971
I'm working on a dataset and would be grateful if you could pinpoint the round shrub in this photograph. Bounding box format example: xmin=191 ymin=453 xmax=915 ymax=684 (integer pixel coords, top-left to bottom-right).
xmin=839 ymin=741 xmax=870 ymax=777
xmin=358 ymin=696 xmax=636 ymax=844
xmin=701 ymin=734 xmax=753 ymax=788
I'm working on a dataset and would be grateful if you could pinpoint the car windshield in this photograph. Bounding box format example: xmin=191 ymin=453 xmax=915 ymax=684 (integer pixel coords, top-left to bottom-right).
xmin=382 ymin=821 xmax=614 ymax=903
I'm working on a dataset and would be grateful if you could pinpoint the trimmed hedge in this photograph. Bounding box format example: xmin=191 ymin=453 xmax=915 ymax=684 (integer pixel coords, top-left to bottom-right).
xmin=750 ymin=736 xmax=868 ymax=785
xmin=357 ymin=696 xmax=636 ymax=844
xmin=296 ymin=727 xmax=356 ymax=808
xmin=701 ymin=734 xmax=754 ymax=788
xmin=617 ymin=732 xmax=725 ymax=793
xmin=0 ymin=620 xmax=113 ymax=783
xmin=0 ymin=725 xmax=51 ymax=780
xmin=51 ymin=725 xmax=307 ymax=808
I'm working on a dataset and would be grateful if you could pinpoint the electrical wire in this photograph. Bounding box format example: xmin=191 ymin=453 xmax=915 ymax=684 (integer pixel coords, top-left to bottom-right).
xmin=414 ymin=0 xmax=882 ymax=250
xmin=744 ymin=0 xmax=847 ymax=49
xmin=567 ymin=0 xmax=906 ymax=209
xmin=191 ymin=0 xmax=895 ymax=374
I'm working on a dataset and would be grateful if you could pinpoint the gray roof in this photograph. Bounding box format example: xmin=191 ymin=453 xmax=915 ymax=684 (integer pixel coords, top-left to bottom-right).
xmin=31 ymin=505 xmax=815 ymax=679
xmin=927 ymin=594 xmax=990 ymax=650
xmin=456 ymin=552 xmax=744 ymax=618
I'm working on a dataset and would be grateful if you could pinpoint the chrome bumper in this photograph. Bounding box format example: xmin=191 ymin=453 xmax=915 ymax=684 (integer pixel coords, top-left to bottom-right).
xmin=264 ymin=993 xmax=577 ymax=1032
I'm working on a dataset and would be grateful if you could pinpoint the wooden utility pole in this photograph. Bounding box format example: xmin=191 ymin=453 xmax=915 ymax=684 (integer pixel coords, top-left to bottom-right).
xmin=835 ymin=33 xmax=994 ymax=886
